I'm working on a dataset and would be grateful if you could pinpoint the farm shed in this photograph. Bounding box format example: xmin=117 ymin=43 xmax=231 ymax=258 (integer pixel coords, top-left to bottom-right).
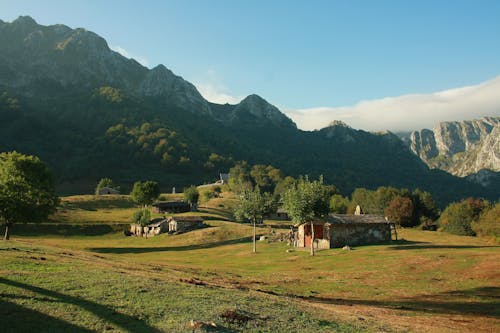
xmin=152 ymin=201 xmax=191 ymax=214
xmin=295 ymin=214 xmax=392 ymax=249
xmin=168 ymin=216 xmax=205 ymax=233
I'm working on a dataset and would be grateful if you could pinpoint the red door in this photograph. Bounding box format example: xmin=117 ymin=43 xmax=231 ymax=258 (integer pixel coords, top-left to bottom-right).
xmin=304 ymin=224 xmax=323 ymax=247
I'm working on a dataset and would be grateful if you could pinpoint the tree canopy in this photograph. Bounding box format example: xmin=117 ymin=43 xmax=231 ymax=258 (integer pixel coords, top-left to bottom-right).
xmin=130 ymin=181 xmax=160 ymax=207
xmin=282 ymin=176 xmax=330 ymax=255
xmin=183 ymin=186 xmax=200 ymax=210
xmin=0 ymin=151 xmax=59 ymax=239
xmin=234 ymin=186 xmax=274 ymax=253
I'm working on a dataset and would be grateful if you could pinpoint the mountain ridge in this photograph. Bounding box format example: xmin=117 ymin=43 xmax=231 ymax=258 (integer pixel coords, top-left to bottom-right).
xmin=0 ymin=16 xmax=497 ymax=205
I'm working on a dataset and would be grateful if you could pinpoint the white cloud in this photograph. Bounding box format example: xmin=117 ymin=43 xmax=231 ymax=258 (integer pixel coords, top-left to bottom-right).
xmin=194 ymin=69 xmax=243 ymax=105
xmin=285 ymin=76 xmax=500 ymax=132
xmin=110 ymin=45 xmax=150 ymax=68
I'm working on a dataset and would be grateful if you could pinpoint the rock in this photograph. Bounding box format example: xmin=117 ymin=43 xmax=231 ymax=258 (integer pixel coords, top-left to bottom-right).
xmin=286 ymin=249 xmax=294 ymax=253
xmin=409 ymin=117 xmax=500 ymax=177
xmin=259 ymin=236 xmax=267 ymax=241
xmin=342 ymin=245 xmax=351 ymax=251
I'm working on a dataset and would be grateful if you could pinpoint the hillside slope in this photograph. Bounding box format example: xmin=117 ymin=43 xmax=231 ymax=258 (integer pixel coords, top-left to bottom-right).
xmin=0 ymin=16 xmax=497 ymax=204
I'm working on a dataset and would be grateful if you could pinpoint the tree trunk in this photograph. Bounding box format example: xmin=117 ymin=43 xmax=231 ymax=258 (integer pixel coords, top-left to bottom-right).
xmin=4 ymin=222 xmax=11 ymax=240
xmin=310 ymin=221 xmax=315 ymax=256
xmin=253 ymin=219 xmax=256 ymax=253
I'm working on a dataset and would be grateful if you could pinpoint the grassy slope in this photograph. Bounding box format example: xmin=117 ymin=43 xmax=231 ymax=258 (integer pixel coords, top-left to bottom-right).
xmin=1 ymin=193 xmax=499 ymax=332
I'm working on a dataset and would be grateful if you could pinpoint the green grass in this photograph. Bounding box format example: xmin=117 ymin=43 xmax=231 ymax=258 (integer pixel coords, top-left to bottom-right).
xmin=0 ymin=243 xmax=364 ymax=333
xmin=1 ymin=193 xmax=499 ymax=332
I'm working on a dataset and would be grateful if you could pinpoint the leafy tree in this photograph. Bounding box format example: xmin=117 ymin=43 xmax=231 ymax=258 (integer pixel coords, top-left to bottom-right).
xmin=133 ymin=209 xmax=151 ymax=226
xmin=183 ymin=186 xmax=200 ymax=211
xmin=234 ymin=186 xmax=274 ymax=253
xmin=330 ymin=194 xmax=350 ymax=214
xmin=472 ymin=202 xmax=500 ymax=240
xmin=130 ymin=181 xmax=160 ymax=207
xmin=384 ymin=196 xmax=415 ymax=227
xmin=274 ymin=176 xmax=296 ymax=197
xmin=228 ymin=161 xmax=252 ymax=193
xmin=438 ymin=198 xmax=490 ymax=236
xmin=95 ymin=178 xmax=120 ymax=195
xmin=0 ymin=151 xmax=59 ymax=240
xmin=282 ymin=176 xmax=330 ymax=256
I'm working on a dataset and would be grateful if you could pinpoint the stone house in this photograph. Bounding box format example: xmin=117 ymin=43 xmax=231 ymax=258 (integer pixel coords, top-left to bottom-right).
xmin=152 ymin=201 xmax=191 ymax=214
xmin=268 ymin=207 xmax=290 ymax=220
xmin=295 ymin=214 xmax=393 ymax=250
xmin=130 ymin=218 xmax=168 ymax=237
xmin=168 ymin=216 xmax=204 ymax=233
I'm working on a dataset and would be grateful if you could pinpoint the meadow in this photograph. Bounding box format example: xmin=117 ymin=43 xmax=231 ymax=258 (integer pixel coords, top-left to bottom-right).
xmin=1 ymin=194 xmax=498 ymax=332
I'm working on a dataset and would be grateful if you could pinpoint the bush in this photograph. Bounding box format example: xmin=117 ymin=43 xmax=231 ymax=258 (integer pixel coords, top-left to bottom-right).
xmin=472 ymin=203 xmax=500 ymax=241
xmin=133 ymin=209 xmax=151 ymax=226
xmin=438 ymin=198 xmax=490 ymax=236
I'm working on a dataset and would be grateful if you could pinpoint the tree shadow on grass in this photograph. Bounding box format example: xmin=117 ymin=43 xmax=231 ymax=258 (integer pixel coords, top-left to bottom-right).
xmin=388 ymin=244 xmax=499 ymax=250
xmin=6 ymin=223 xmax=126 ymax=237
xmin=297 ymin=286 xmax=500 ymax=318
xmin=0 ymin=277 xmax=163 ymax=333
xmin=0 ymin=299 xmax=93 ymax=333
xmin=90 ymin=236 xmax=253 ymax=254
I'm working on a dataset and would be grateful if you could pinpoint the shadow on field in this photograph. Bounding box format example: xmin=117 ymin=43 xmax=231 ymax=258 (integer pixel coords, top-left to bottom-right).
xmin=0 ymin=277 xmax=162 ymax=333
xmin=90 ymin=236 xmax=253 ymax=254
xmin=0 ymin=299 xmax=93 ymax=332
xmin=5 ymin=223 xmax=126 ymax=237
xmin=389 ymin=244 xmax=499 ymax=250
xmin=298 ymin=286 xmax=500 ymax=317
xmin=198 ymin=208 xmax=234 ymax=221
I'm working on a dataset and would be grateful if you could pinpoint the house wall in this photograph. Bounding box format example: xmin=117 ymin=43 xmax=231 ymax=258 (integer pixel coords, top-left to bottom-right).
xmin=329 ymin=223 xmax=391 ymax=248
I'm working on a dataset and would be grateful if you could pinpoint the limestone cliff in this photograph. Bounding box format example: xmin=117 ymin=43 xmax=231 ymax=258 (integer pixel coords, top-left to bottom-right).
xmin=409 ymin=117 xmax=500 ymax=181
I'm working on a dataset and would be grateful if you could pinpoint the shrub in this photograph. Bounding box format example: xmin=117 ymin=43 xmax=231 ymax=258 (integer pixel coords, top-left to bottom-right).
xmin=472 ymin=203 xmax=500 ymax=241
xmin=439 ymin=198 xmax=490 ymax=236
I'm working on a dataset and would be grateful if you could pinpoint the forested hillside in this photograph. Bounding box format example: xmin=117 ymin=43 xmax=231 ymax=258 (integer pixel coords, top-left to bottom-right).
xmin=0 ymin=16 xmax=497 ymax=205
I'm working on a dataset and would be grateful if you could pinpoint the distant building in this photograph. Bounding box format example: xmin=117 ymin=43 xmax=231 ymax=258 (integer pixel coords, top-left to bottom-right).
xmin=97 ymin=187 xmax=120 ymax=195
xmin=168 ymin=216 xmax=205 ymax=233
xmin=268 ymin=207 xmax=290 ymax=220
xmin=130 ymin=218 xmax=169 ymax=237
xmin=295 ymin=214 xmax=393 ymax=250
xmin=152 ymin=201 xmax=190 ymax=214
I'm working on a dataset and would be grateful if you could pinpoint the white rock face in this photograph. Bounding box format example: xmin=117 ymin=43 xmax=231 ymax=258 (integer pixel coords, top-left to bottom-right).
xmin=410 ymin=117 xmax=500 ymax=177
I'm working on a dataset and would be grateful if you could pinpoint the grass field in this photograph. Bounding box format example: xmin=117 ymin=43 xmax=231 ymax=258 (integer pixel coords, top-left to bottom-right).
xmin=1 ymin=194 xmax=499 ymax=332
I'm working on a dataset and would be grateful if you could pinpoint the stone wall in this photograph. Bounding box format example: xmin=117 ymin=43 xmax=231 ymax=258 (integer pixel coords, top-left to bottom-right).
xmin=328 ymin=223 xmax=391 ymax=248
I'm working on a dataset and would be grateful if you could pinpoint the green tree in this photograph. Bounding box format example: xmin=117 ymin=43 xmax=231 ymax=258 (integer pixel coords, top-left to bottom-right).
xmin=0 ymin=151 xmax=59 ymax=240
xmin=234 ymin=186 xmax=274 ymax=253
xmin=130 ymin=181 xmax=160 ymax=207
xmin=282 ymin=176 xmax=330 ymax=256
xmin=95 ymin=178 xmax=119 ymax=195
xmin=472 ymin=202 xmax=500 ymax=240
xmin=330 ymin=194 xmax=350 ymax=214
xmin=228 ymin=161 xmax=252 ymax=193
xmin=133 ymin=209 xmax=151 ymax=226
xmin=439 ymin=198 xmax=490 ymax=236
xmin=183 ymin=186 xmax=200 ymax=211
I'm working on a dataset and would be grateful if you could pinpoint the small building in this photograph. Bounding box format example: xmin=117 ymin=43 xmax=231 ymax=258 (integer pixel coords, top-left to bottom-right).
xmin=129 ymin=218 xmax=169 ymax=237
xmin=152 ymin=201 xmax=191 ymax=214
xmin=97 ymin=187 xmax=120 ymax=195
xmin=295 ymin=214 xmax=392 ymax=250
xmin=168 ymin=216 xmax=205 ymax=233
xmin=268 ymin=207 xmax=290 ymax=220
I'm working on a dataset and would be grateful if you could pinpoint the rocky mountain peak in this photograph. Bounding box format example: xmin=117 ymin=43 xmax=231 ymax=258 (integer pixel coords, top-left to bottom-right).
xmin=232 ymin=94 xmax=296 ymax=128
xmin=12 ymin=15 xmax=37 ymax=27
xmin=409 ymin=117 xmax=500 ymax=178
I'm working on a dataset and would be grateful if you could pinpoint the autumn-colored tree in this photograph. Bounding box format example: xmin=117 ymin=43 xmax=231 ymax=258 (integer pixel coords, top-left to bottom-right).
xmin=384 ymin=196 xmax=415 ymax=227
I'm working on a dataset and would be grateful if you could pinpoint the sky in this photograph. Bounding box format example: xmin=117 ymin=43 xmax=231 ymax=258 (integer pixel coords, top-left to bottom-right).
xmin=1 ymin=0 xmax=500 ymax=131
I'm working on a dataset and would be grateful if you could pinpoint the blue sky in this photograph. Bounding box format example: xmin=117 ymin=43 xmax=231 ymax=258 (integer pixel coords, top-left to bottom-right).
xmin=1 ymin=0 xmax=500 ymax=130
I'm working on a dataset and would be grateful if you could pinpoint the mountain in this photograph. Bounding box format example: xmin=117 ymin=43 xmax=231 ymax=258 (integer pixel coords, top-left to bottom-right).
xmin=0 ymin=16 xmax=497 ymax=205
xmin=409 ymin=117 xmax=500 ymax=185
